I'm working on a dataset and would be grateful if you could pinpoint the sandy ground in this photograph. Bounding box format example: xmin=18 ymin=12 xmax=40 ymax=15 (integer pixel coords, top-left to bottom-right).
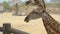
xmin=0 ymin=12 xmax=60 ymax=34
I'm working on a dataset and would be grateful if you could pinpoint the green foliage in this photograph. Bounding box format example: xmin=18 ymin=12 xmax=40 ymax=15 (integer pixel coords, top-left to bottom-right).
xmin=3 ymin=1 xmax=10 ymax=9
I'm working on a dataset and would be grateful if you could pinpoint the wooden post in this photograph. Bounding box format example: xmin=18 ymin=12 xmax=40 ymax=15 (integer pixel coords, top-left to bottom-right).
xmin=0 ymin=27 xmax=3 ymax=32
xmin=3 ymin=23 xmax=11 ymax=34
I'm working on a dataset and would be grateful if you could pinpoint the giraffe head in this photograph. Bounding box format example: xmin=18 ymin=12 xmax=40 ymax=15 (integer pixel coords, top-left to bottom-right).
xmin=24 ymin=0 xmax=46 ymax=23
xmin=24 ymin=6 xmax=45 ymax=23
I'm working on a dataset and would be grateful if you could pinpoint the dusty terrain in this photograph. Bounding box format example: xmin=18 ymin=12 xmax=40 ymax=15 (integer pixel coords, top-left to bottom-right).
xmin=0 ymin=12 xmax=60 ymax=34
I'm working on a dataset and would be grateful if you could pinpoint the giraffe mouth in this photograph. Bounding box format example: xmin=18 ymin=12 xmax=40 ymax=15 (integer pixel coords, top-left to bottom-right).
xmin=24 ymin=19 xmax=29 ymax=23
xmin=24 ymin=16 xmax=29 ymax=23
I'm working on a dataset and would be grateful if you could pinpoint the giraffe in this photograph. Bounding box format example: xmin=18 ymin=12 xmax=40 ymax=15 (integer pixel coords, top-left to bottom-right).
xmin=24 ymin=0 xmax=60 ymax=34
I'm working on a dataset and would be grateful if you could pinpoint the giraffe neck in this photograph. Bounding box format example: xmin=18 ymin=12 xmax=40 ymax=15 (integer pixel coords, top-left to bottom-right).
xmin=41 ymin=12 xmax=56 ymax=24
xmin=41 ymin=11 xmax=60 ymax=34
xmin=34 ymin=0 xmax=60 ymax=34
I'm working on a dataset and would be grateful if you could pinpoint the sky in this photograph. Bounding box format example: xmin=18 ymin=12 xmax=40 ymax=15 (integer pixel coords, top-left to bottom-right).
xmin=0 ymin=0 xmax=51 ymax=3
xmin=46 ymin=0 xmax=51 ymax=2
xmin=0 ymin=0 xmax=9 ymax=3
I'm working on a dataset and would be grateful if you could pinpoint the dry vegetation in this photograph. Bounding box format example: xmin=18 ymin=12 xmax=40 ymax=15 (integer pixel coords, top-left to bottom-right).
xmin=46 ymin=3 xmax=60 ymax=14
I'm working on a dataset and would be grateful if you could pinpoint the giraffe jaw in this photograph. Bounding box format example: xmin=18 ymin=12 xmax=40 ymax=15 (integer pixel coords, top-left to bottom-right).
xmin=24 ymin=19 xmax=29 ymax=23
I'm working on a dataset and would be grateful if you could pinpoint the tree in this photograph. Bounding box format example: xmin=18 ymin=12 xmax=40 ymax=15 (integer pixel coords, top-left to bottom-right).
xmin=3 ymin=1 xmax=10 ymax=10
xmin=14 ymin=3 xmax=19 ymax=15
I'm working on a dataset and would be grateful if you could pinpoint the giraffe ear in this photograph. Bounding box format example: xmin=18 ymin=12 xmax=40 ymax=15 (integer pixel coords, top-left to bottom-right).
xmin=25 ymin=0 xmax=31 ymax=5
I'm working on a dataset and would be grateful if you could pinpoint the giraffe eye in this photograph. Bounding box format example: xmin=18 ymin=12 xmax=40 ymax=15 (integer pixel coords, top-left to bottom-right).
xmin=42 ymin=10 xmax=44 ymax=13
xmin=34 ymin=0 xmax=37 ymax=1
xmin=35 ymin=12 xmax=38 ymax=14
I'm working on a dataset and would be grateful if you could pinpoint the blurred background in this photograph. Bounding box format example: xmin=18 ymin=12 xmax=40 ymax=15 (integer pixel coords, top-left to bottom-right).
xmin=0 ymin=0 xmax=60 ymax=34
xmin=0 ymin=0 xmax=60 ymax=15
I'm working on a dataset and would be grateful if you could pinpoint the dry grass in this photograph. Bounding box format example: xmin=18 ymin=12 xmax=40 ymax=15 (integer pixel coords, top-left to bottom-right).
xmin=0 ymin=12 xmax=60 ymax=34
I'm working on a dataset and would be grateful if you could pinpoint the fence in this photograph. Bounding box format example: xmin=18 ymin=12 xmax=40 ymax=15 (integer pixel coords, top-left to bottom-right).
xmin=0 ymin=23 xmax=29 ymax=34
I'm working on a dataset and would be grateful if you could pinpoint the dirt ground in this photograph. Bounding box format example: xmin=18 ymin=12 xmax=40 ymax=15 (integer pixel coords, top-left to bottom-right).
xmin=0 ymin=12 xmax=60 ymax=34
